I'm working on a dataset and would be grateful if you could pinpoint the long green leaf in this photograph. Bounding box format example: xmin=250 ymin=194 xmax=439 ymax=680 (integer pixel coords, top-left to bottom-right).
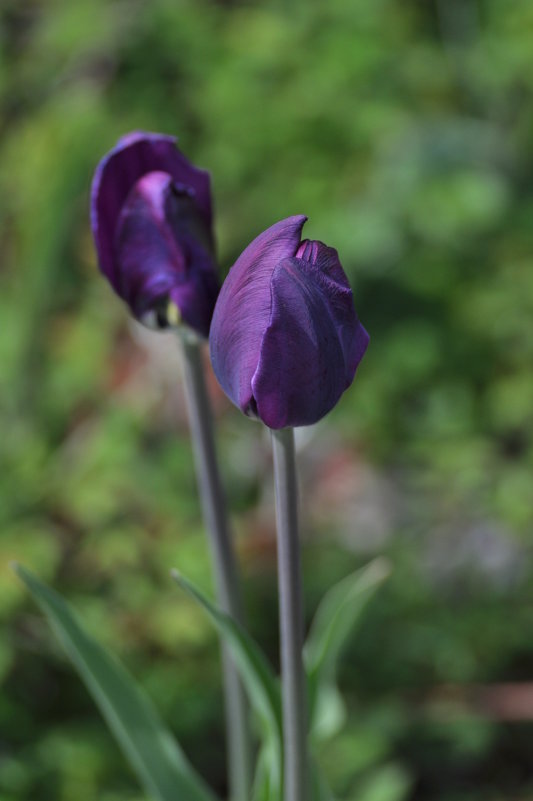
xmin=172 ymin=570 xmax=281 ymax=738
xmin=310 ymin=682 xmax=346 ymax=743
xmin=171 ymin=570 xmax=283 ymax=799
xmin=14 ymin=564 xmax=216 ymax=801
xmin=304 ymin=558 xmax=391 ymax=732
xmin=251 ymin=744 xmax=276 ymax=801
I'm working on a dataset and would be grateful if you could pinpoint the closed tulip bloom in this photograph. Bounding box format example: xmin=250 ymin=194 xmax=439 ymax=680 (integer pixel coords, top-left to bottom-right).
xmin=210 ymin=215 xmax=369 ymax=429
xmin=91 ymin=132 xmax=219 ymax=338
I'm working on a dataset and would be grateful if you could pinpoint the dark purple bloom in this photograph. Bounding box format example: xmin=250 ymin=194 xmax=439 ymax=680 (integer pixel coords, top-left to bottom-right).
xmin=91 ymin=131 xmax=219 ymax=337
xmin=210 ymin=215 xmax=369 ymax=429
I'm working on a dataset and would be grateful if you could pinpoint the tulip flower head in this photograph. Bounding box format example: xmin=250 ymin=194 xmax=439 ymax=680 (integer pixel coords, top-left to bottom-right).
xmin=91 ymin=132 xmax=219 ymax=338
xmin=210 ymin=215 xmax=369 ymax=429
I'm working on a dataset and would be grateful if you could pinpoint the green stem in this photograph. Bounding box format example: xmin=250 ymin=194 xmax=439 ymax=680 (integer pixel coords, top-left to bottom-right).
xmin=271 ymin=427 xmax=308 ymax=801
xmin=180 ymin=335 xmax=252 ymax=801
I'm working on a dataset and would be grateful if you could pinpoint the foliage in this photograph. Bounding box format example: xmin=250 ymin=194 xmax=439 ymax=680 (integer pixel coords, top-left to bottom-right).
xmin=1 ymin=0 xmax=533 ymax=799
xmin=14 ymin=565 xmax=216 ymax=801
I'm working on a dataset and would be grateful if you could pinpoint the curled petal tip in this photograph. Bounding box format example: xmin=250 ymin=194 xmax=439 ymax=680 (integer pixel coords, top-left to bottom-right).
xmin=116 ymin=130 xmax=177 ymax=149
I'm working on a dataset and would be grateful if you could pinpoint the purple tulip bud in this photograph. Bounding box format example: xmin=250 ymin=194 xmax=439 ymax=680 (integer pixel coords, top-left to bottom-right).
xmin=210 ymin=215 xmax=369 ymax=429
xmin=91 ymin=131 xmax=219 ymax=337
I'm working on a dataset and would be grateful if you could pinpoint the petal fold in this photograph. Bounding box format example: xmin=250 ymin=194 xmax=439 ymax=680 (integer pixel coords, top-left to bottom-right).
xmin=296 ymin=240 xmax=369 ymax=381
xmin=251 ymin=244 xmax=369 ymax=428
xmin=210 ymin=215 xmax=307 ymax=414
xmin=91 ymin=132 xmax=212 ymax=292
xmin=114 ymin=171 xmax=218 ymax=337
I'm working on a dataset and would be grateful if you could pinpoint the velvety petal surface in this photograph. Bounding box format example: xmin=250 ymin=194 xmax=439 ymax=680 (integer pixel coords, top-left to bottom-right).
xmin=91 ymin=132 xmax=212 ymax=291
xmin=251 ymin=242 xmax=369 ymax=428
xmin=115 ymin=171 xmax=219 ymax=337
xmin=295 ymin=240 xmax=369 ymax=379
xmin=210 ymin=215 xmax=307 ymax=415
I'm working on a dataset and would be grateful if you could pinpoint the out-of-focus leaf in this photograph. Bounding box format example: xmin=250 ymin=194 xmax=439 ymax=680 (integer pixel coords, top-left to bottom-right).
xmin=251 ymin=744 xmax=276 ymax=801
xmin=305 ymin=558 xmax=391 ymax=681
xmin=14 ymin=565 xmax=216 ymax=801
xmin=347 ymin=763 xmax=412 ymax=801
xmin=310 ymin=683 xmax=346 ymax=744
xmin=304 ymin=559 xmax=391 ymax=738
xmin=171 ymin=570 xmax=282 ymax=799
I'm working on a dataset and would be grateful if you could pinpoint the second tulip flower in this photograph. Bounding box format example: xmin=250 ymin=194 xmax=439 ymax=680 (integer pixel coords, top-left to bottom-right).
xmin=210 ymin=215 xmax=369 ymax=429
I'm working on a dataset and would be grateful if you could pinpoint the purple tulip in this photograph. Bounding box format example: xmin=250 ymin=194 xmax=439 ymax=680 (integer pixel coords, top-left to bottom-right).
xmin=210 ymin=215 xmax=369 ymax=429
xmin=91 ymin=131 xmax=219 ymax=338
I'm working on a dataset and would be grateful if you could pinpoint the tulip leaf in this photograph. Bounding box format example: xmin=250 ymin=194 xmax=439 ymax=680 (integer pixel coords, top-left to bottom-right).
xmin=310 ymin=682 xmax=347 ymax=743
xmin=171 ymin=570 xmax=282 ymax=800
xmin=14 ymin=564 xmax=216 ymax=801
xmin=251 ymin=744 xmax=277 ymax=801
xmin=304 ymin=558 xmax=391 ymax=738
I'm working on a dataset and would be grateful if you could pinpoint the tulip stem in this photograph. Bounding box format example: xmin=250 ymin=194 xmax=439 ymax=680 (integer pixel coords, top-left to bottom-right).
xmin=179 ymin=335 xmax=252 ymax=801
xmin=271 ymin=427 xmax=309 ymax=801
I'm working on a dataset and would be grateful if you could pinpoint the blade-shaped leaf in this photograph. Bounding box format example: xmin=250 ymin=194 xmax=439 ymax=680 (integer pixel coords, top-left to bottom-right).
xmin=14 ymin=564 xmax=216 ymax=801
xmin=304 ymin=558 xmax=391 ymax=730
xmin=171 ymin=570 xmax=282 ymax=799
xmin=251 ymin=744 xmax=277 ymax=801
xmin=172 ymin=569 xmax=281 ymax=738
xmin=311 ymin=682 xmax=346 ymax=743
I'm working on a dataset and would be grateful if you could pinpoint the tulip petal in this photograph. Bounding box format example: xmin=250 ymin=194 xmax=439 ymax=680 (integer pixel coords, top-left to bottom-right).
xmin=91 ymin=132 xmax=212 ymax=292
xmin=115 ymin=171 xmax=218 ymax=337
xmin=296 ymin=240 xmax=370 ymax=379
xmin=210 ymin=215 xmax=307 ymax=415
xmin=251 ymin=243 xmax=369 ymax=428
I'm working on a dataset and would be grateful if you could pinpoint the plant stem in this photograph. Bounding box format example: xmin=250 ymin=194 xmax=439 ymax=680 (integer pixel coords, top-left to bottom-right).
xmin=271 ymin=427 xmax=308 ymax=801
xmin=179 ymin=335 xmax=251 ymax=801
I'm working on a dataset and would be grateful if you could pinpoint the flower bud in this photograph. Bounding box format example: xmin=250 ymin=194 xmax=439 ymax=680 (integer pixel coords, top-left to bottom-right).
xmin=210 ymin=215 xmax=369 ymax=429
xmin=91 ymin=131 xmax=219 ymax=338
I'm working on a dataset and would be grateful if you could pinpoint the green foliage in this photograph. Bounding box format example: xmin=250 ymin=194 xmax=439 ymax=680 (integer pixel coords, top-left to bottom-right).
xmin=2 ymin=0 xmax=533 ymax=799
xmin=172 ymin=566 xmax=391 ymax=801
xmin=172 ymin=570 xmax=283 ymax=801
xmin=347 ymin=764 xmax=412 ymax=801
xmin=14 ymin=565 xmax=216 ymax=801
xmin=305 ymin=559 xmax=391 ymax=743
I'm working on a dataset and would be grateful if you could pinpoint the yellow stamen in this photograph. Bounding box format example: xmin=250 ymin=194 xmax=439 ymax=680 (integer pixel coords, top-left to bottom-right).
xmin=166 ymin=301 xmax=181 ymax=327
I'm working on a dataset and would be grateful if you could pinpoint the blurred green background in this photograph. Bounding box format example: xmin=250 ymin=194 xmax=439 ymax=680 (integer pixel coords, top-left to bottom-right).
xmin=1 ymin=0 xmax=533 ymax=799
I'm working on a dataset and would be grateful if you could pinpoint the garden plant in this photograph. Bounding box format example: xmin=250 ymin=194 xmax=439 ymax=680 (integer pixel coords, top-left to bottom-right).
xmin=14 ymin=132 xmax=383 ymax=801
xmin=3 ymin=3 xmax=533 ymax=800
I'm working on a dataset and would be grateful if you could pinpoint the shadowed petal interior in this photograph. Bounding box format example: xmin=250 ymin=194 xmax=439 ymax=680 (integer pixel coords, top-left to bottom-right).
xmin=114 ymin=171 xmax=218 ymax=337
